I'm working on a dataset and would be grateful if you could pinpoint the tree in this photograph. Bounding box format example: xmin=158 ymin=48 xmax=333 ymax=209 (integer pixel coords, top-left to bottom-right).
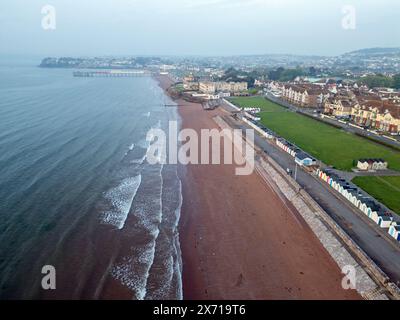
xmin=360 ymin=74 xmax=393 ymax=88
xmin=393 ymin=74 xmax=400 ymax=89
xmin=308 ymin=66 xmax=317 ymax=76
xmin=268 ymin=67 xmax=285 ymax=80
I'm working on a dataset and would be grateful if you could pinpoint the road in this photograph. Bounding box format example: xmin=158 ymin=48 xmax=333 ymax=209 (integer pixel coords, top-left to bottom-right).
xmin=221 ymin=102 xmax=400 ymax=286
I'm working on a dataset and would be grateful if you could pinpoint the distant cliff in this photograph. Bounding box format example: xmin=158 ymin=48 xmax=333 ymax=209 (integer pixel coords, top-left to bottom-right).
xmin=39 ymin=56 xmax=168 ymax=69
xmin=39 ymin=57 xmax=85 ymax=68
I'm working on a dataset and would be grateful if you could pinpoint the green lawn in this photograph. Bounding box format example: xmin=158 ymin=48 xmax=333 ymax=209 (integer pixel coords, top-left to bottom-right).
xmin=352 ymin=176 xmax=400 ymax=215
xmin=229 ymin=97 xmax=400 ymax=171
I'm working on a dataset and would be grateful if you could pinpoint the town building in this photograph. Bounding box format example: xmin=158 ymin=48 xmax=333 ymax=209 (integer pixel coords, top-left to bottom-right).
xmin=356 ymin=159 xmax=388 ymax=171
xmin=199 ymin=81 xmax=248 ymax=94
xmin=281 ymin=84 xmax=329 ymax=108
xmin=324 ymin=97 xmax=358 ymax=118
xmin=351 ymin=100 xmax=400 ymax=133
xmin=199 ymin=82 xmax=216 ymax=94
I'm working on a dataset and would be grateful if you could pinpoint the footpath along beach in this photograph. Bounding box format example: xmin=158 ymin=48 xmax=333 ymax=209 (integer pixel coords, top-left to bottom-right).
xmin=155 ymin=75 xmax=360 ymax=300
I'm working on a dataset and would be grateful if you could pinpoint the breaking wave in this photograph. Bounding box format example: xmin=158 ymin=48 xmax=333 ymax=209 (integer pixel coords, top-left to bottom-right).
xmin=101 ymin=175 xmax=142 ymax=229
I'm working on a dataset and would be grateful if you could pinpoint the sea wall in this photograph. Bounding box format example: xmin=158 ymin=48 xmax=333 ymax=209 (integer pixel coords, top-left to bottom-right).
xmin=213 ymin=115 xmax=399 ymax=300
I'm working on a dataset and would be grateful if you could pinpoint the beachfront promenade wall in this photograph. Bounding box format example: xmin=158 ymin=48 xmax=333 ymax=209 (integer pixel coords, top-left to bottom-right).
xmin=224 ymin=99 xmax=300 ymax=159
xmin=213 ymin=115 xmax=399 ymax=299
xmin=222 ymin=98 xmax=241 ymax=112
xmin=242 ymin=117 xmax=274 ymax=139
xmin=224 ymin=98 xmax=302 ymax=160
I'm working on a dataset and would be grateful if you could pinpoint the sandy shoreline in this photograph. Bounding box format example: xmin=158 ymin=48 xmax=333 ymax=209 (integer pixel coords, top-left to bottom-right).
xmin=155 ymin=75 xmax=360 ymax=300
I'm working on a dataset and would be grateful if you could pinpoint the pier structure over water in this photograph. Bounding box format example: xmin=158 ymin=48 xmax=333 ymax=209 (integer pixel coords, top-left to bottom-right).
xmin=73 ymin=70 xmax=153 ymax=78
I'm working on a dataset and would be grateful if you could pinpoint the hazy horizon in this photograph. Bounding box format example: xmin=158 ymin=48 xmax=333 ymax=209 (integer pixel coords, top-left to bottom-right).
xmin=1 ymin=0 xmax=400 ymax=57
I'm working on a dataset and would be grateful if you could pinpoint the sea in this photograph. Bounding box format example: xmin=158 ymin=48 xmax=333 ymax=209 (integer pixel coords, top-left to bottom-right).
xmin=0 ymin=56 xmax=183 ymax=299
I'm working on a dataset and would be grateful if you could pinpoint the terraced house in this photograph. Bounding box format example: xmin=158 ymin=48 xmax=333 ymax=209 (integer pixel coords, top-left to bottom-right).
xmin=324 ymin=97 xmax=358 ymax=117
xmin=351 ymin=100 xmax=400 ymax=133
xmin=281 ymin=84 xmax=329 ymax=108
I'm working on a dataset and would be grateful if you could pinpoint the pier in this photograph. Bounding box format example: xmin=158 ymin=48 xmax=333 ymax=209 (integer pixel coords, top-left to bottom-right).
xmin=73 ymin=70 xmax=152 ymax=78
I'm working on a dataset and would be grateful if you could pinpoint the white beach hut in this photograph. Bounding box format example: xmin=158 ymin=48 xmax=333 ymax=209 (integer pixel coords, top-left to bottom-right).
xmin=371 ymin=211 xmax=381 ymax=224
xmin=388 ymin=224 xmax=400 ymax=241
xmin=378 ymin=216 xmax=393 ymax=228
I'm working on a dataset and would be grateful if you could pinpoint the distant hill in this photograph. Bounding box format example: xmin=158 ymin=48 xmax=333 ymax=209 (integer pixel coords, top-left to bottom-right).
xmin=344 ymin=47 xmax=400 ymax=56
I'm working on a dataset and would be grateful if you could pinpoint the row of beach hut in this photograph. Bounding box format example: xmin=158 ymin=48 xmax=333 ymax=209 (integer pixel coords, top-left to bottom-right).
xmin=239 ymin=110 xmax=400 ymax=243
xmin=242 ymin=116 xmax=317 ymax=167
xmin=276 ymin=139 xmax=297 ymax=157
xmin=243 ymin=107 xmax=261 ymax=113
xmin=356 ymin=158 xmax=388 ymax=171
xmin=316 ymin=169 xmax=399 ymax=241
xmin=242 ymin=117 xmax=275 ymax=139
xmin=276 ymin=139 xmax=317 ymax=167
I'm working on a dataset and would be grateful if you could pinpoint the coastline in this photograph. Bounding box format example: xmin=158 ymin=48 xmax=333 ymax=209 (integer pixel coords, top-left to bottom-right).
xmin=155 ymin=75 xmax=360 ymax=300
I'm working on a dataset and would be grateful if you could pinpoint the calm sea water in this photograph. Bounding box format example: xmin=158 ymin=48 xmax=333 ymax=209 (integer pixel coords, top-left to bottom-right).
xmin=0 ymin=57 xmax=182 ymax=299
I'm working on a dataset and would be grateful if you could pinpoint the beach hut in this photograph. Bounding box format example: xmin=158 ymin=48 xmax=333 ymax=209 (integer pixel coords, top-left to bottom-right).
xmin=357 ymin=158 xmax=388 ymax=171
xmin=371 ymin=212 xmax=380 ymax=224
xmin=378 ymin=159 xmax=388 ymax=170
xmin=367 ymin=202 xmax=382 ymax=223
xmin=378 ymin=216 xmax=393 ymax=228
xmin=359 ymin=202 xmax=369 ymax=216
xmin=346 ymin=190 xmax=354 ymax=201
xmin=357 ymin=159 xmax=369 ymax=171
xmin=348 ymin=191 xmax=359 ymax=206
xmin=388 ymin=224 xmax=400 ymax=241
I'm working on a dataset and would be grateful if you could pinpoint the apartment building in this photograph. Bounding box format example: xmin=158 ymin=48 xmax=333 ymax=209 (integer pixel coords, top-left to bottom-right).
xmin=199 ymin=82 xmax=216 ymax=94
xmin=199 ymin=81 xmax=248 ymax=94
xmin=351 ymin=100 xmax=400 ymax=133
xmin=281 ymin=84 xmax=329 ymax=108
xmin=324 ymin=97 xmax=358 ymax=117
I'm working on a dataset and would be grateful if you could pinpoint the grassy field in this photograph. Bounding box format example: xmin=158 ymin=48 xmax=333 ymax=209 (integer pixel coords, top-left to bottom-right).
xmin=352 ymin=176 xmax=400 ymax=215
xmin=229 ymin=96 xmax=400 ymax=171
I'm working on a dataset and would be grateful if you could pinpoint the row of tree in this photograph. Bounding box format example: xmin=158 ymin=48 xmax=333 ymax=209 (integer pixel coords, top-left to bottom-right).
xmin=267 ymin=66 xmax=321 ymax=82
xmin=219 ymin=67 xmax=266 ymax=88
xmin=220 ymin=67 xmax=400 ymax=90
xmin=359 ymin=74 xmax=400 ymax=89
xmin=220 ymin=66 xmax=318 ymax=88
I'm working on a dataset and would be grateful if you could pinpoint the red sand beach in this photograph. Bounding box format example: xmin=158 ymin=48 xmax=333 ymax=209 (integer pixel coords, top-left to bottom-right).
xmin=156 ymin=75 xmax=360 ymax=300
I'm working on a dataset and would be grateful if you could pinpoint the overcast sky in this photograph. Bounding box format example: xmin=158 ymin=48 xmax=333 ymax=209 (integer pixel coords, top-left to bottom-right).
xmin=0 ymin=0 xmax=399 ymax=57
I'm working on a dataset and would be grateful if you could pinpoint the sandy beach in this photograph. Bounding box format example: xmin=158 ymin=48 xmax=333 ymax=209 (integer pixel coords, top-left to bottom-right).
xmin=156 ymin=75 xmax=360 ymax=300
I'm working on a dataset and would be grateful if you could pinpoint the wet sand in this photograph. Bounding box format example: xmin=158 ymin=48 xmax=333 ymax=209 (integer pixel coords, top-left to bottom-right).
xmin=156 ymin=75 xmax=360 ymax=300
